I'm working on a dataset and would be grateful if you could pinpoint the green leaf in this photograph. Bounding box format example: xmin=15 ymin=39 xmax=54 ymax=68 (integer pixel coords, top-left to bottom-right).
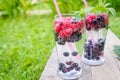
xmin=84 ymin=7 xmax=93 ymax=14
xmin=104 ymin=3 xmax=111 ymax=7
xmin=114 ymin=45 xmax=120 ymax=49
xmin=116 ymin=56 xmax=120 ymax=60
xmin=113 ymin=49 xmax=120 ymax=56
xmin=107 ymin=8 xmax=116 ymax=16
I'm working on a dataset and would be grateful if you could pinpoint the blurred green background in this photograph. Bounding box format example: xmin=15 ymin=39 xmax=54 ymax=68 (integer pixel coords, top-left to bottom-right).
xmin=0 ymin=0 xmax=120 ymax=80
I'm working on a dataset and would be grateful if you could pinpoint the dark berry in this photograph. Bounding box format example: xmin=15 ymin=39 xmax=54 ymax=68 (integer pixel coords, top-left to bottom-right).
xmin=59 ymin=63 xmax=66 ymax=70
xmin=95 ymin=26 xmax=99 ymax=31
xmin=66 ymin=61 xmax=73 ymax=65
xmin=72 ymin=63 xmax=78 ymax=67
xmin=84 ymin=54 xmax=88 ymax=58
xmin=99 ymin=46 xmax=104 ymax=51
xmin=74 ymin=36 xmax=79 ymax=42
xmin=92 ymin=56 xmax=96 ymax=59
xmin=78 ymin=35 xmax=82 ymax=41
xmin=75 ymin=67 xmax=81 ymax=71
xmin=92 ymin=19 xmax=98 ymax=25
xmin=98 ymin=38 xmax=105 ymax=45
xmin=88 ymin=40 xmax=92 ymax=45
xmin=97 ymin=16 xmax=101 ymax=21
xmin=63 ymin=52 xmax=69 ymax=57
xmin=69 ymin=65 xmax=74 ymax=70
xmin=66 ymin=68 xmax=71 ymax=72
xmin=72 ymin=51 xmax=78 ymax=56
xmin=96 ymin=56 xmax=100 ymax=60
xmin=58 ymin=38 xmax=65 ymax=45
xmin=62 ymin=68 xmax=67 ymax=73
xmin=102 ymin=24 xmax=106 ymax=28
xmin=86 ymin=26 xmax=91 ymax=31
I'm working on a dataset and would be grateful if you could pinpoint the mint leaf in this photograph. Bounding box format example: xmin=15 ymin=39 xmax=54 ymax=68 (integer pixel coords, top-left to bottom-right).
xmin=104 ymin=3 xmax=111 ymax=7
xmin=114 ymin=45 xmax=120 ymax=50
xmin=113 ymin=49 xmax=120 ymax=56
xmin=107 ymin=8 xmax=116 ymax=16
xmin=116 ymin=56 xmax=120 ymax=60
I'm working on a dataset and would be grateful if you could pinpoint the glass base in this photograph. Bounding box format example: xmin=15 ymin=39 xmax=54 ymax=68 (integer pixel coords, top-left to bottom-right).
xmin=82 ymin=56 xmax=105 ymax=66
xmin=57 ymin=68 xmax=82 ymax=80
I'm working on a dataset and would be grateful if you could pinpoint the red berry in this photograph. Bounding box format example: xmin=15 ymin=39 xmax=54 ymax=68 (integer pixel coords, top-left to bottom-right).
xmin=71 ymin=24 xmax=78 ymax=31
xmin=63 ymin=22 xmax=71 ymax=29
xmin=54 ymin=23 xmax=62 ymax=33
xmin=59 ymin=30 xmax=66 ymax=39
xmin=64 ymin=28 xmax=73 ymax=37
xmin=77 ymin=20 xmax=84 ymax=29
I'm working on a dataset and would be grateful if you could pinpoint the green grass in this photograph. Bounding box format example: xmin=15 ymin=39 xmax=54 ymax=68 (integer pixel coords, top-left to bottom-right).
xmin=0 ymin=15 xmax=55 ymax=80
xmin=110 ymin=15 xmax=120 ymax=39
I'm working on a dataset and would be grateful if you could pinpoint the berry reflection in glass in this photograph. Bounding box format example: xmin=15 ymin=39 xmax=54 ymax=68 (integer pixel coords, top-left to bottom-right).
xmin=54 ymin=14 xmax=85 ymax=80
xmin=82 ymin=13 xmax=109 ymax=66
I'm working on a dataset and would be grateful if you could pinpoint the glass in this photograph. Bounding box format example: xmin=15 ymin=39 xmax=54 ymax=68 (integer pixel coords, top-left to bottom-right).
xmin=54 ymin=14 xmax=85 ymax=79
xmin=82 ymin=13 xmax=109 ymax=66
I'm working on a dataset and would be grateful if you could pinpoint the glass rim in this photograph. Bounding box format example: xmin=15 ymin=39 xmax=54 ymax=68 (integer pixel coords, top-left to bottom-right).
xmin=54 ymin=13 xmax=74 ymax=19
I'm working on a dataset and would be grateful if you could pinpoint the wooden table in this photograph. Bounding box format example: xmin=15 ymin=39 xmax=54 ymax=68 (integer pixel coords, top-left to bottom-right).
xmin=40 ymin=30 xmax=120 ymax=80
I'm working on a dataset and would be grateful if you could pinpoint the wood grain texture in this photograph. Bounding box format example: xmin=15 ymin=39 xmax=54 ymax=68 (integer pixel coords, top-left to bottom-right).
xmin=40 ymin=29 xmax=120 ymax=80
xmin=91 ymin=30 xmax=120 ymax=80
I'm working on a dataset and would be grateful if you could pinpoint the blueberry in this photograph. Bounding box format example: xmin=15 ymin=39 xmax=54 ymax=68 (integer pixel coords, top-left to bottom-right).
xmin=72 ymin=51 xmax=78 ymax=56
xmin=75 ymin=67 xmax=81 ymax=71
xmin=86 ymin=26 xmax=91 ymax=31
xmin=84 ymin=54 xmax=88 ymax=58
xmin=66 ymin=61 xmax=73 ymax=65
xmin=95 ymin=56 xmax=100 ymax=60
xmin=59 ymin=63 xmax=66 ymax=70
xmin=58 ymin=38 xmax=65 ymax=45
xmin=84 ymin=54 xmax=91 ymax=60
xmin=63 ymin=52 xmax=69 ymax=57
xmin=74 ymin=36 xmax=79 ymax=42
xmin=69 ymin=65 xmax=74 ymax=70
xmin=88 ymin=40 xmax=92 ymax=45
xmin=92 ymin=56 xmax=96 ymax=59
xmin=98 ymin=38 xmax=105 ymax=45
xmin=99 ymin=46 xmax=104 ymax=51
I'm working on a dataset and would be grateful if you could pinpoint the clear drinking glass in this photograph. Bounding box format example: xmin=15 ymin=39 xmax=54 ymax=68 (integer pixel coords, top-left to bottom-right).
xmin=82 ymin=13 xmax=109 ymax=66
xmin=54 ymin=14 xmax=85 ymax=79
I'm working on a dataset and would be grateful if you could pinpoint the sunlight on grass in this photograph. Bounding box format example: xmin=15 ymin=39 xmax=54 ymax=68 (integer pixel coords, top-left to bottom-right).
xmin=0 ymin=15 xmax=55 ymax=80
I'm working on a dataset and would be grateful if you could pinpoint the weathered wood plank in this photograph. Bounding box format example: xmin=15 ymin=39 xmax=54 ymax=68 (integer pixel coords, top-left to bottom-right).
xmin=91 ymin=30 xmax=120 ymax=80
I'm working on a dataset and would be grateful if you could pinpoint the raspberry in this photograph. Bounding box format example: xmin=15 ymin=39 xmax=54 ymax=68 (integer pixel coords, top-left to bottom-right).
xmin=77 ymin=20 xmax=84 ymax=29
xmin=54 ymin=23 xmax=62 ymax=33
xmin=64 ymin=28 xmax=73 ymax=37
xmin=63 ymin=22 xmax=71 ymax=29
xmin=71 ymin=24 xmax=78 ymax=31
xmin=59 ymin=30 xmax=66 ymax=39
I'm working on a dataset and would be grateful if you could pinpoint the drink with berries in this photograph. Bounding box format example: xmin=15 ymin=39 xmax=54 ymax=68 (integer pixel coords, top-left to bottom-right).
xmin=82 ymin=13 xmax=109 ymax=65
xmin=54 ymin=14 xmax=85 ymax=79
